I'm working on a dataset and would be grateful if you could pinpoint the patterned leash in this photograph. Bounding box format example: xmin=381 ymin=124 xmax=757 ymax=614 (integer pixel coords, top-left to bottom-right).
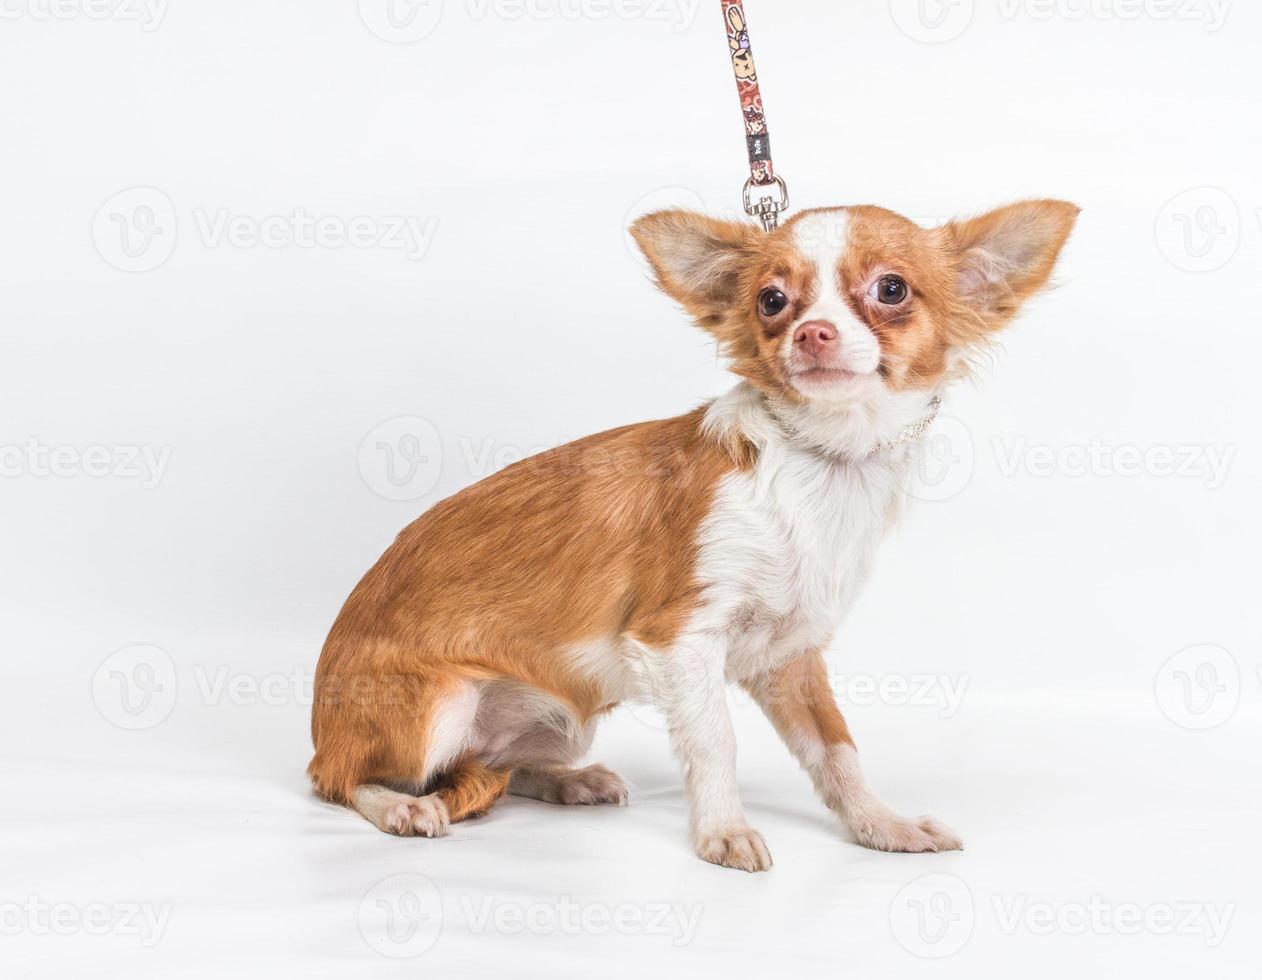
xmin=721 ymin=0 xmax=788 ymax=232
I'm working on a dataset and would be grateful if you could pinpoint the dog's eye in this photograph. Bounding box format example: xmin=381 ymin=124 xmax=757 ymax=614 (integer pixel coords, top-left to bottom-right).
xmin=871 ymin=276 xmax=909 ymax=305
xmin=758 ymin=288 xmax=789 ymax=317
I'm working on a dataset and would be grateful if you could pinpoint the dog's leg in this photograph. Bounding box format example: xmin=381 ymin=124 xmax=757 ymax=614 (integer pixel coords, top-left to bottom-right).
xmin=743 ymin=650 xmax=962 ymax=853
xmin=351 ymin=759 xmax=511 ymax=836
xmin=509 ymin=764 xmax=629 ymax=805
xmin=433 ymin=758 xmax=512 ymax=821
xmin=655 ymin=634 xmax=771 ymax=873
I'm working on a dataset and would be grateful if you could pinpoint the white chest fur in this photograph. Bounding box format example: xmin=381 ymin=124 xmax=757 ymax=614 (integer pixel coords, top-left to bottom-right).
xmin=692 ymin=437 xmax=913 ymax=680
xmin=569 ymin=384 xmax=937 ymax=702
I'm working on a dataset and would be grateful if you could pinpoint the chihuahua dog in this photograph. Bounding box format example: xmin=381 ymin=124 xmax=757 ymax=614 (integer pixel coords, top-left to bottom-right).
xmin=309 ymin=200 xmax=1077 ymax=871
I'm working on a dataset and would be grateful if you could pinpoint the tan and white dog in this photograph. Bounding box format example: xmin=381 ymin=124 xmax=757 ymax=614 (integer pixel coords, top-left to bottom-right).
xmin=309 ymin=200 xmax=1078 ymax=871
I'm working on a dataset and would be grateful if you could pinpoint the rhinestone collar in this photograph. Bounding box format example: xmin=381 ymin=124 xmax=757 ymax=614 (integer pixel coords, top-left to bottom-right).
xmin=867 ymin=396 xmax=942 ymax=457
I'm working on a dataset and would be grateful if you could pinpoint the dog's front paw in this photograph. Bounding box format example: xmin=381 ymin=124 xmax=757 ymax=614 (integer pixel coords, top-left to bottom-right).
xmin=852 ymin=813 xmax=962 ymax=853
xmin=695 ymin=825 xmax=773 ymax=872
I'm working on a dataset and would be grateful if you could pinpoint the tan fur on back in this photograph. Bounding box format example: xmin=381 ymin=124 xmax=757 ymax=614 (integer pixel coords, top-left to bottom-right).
xmin=308 ymin=407 xmax=743 ymax=804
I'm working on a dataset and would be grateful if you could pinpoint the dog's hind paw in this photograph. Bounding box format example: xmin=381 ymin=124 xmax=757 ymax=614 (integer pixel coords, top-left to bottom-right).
xmin=555 ymin=764 xmax=629 ymax=806
xmin=382 ymin=796 xmax=450 ymax=838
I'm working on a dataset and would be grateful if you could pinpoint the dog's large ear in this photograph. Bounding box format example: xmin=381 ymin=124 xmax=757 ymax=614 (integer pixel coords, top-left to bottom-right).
xmin=943 ymin=199 xmax=1079 ymax=334
xmin=630 ymin=210 xmax=759 ymax=322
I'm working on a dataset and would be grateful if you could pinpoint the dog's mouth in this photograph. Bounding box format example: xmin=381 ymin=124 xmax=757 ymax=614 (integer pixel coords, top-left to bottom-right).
xmin=788 ymin=367 xmax=858 ymax=393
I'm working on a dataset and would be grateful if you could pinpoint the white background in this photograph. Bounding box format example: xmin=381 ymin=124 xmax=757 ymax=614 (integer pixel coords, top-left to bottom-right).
xmin=2 ymin=1 xmax=1260 ymax=977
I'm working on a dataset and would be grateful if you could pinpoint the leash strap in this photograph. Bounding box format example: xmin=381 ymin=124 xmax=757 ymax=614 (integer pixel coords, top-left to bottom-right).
xmin=721 ymin=0 xmax=788 ymax=231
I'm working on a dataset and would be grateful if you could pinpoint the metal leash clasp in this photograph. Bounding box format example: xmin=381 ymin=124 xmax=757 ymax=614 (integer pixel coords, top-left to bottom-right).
xmin=742 ymin=175 xmax=789 ymax=233
xmin=725 ymin=3 xmax=788 ymax=232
